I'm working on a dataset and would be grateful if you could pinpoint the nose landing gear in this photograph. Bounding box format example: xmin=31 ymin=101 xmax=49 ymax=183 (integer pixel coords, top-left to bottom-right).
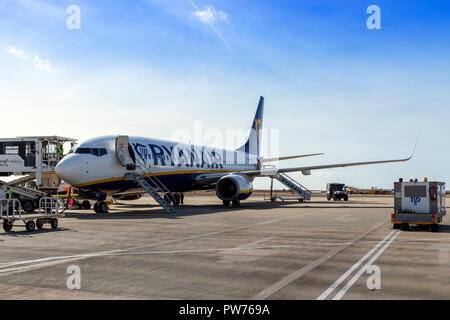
xmin=94 ymin=201 xmax=108 ymax=213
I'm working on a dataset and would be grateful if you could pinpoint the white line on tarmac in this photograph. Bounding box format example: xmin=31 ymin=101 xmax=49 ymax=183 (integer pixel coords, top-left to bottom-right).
xmin=317 ymin=230 xmax=396 ymax=300
xmin=0 ymin=215 xmax=305 ymax=276
xmin=0 ymin=232 xmax=446 ymax=274
xmin=251 ymin=221 xmax=387 ymax=300
xmin=332 ymin=231 xmax=400 ymax=300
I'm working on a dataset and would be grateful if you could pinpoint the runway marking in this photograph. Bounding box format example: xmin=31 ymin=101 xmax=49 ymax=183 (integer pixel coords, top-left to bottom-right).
xmin=317 ymin=230 xmax=396 ymax=300
xmin=217 ymin=237 xmax=275 ymax=264
xmin=0 ymin=215 xmax=303 ymax=276
xmin=333 ymin=215 xmax=357 ymax=222
xmin=251 ymin=221 xmax=387 ymax=300
xmin=332 ymin=231 xmax=400 ymax=300
xmin=1 ymin=232 xmax=447 ymax=276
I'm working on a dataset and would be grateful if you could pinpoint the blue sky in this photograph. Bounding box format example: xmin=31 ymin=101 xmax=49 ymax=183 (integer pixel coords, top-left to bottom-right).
xmin=0 ymin=0 xmax=449 ymax=190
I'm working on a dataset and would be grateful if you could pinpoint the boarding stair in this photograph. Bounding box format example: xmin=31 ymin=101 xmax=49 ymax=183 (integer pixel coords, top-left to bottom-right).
xmin=273 ymin=172 xmax=311 ymax=201
xmin=124 ymin=161 xmax=175 ymax=213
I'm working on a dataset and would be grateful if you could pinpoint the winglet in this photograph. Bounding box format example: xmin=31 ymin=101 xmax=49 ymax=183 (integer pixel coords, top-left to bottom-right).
xmin=407 ymin=137 xmax=419 ymax=160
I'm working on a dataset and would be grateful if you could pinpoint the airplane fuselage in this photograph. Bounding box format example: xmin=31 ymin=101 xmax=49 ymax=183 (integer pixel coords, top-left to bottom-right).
xmin=56 ymin=135 xmax=258 ymax=196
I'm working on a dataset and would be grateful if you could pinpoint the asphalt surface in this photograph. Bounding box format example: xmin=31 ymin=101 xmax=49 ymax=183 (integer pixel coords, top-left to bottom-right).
xmin=0 ymin=194 xmax=449 ymax=300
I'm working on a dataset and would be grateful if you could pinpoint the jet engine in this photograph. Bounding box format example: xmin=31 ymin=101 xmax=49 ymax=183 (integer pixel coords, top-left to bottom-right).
xmin=215 ymin=174 xmax=253 ymax=201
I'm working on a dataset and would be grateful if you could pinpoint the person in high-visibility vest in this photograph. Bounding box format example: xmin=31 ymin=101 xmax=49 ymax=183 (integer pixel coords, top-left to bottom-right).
xmin=57 ymin=144 xmax=64 ymax=158
xmin=7 ymin=188 xmax=13 ymax=199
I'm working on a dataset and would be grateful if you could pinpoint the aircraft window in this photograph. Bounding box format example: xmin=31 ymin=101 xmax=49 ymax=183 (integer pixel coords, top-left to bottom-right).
xmin=75 ymin=148 xmax=108 ymax=157
xmin=75 ymin=148 xmax=92 ymax=154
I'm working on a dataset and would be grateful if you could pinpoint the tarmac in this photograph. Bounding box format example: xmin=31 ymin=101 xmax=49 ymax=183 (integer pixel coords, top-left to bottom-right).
xmin=0 ymin=194 xmax=449 ymax=300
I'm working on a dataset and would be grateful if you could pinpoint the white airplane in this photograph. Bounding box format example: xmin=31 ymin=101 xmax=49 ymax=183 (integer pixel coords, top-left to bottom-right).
xmin=55 ymin=97 xmax=413 ymax=213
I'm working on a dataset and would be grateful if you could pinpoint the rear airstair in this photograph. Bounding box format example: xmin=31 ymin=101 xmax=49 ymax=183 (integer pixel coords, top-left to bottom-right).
xmin=268 ymin=172 xmax=311 ymax=202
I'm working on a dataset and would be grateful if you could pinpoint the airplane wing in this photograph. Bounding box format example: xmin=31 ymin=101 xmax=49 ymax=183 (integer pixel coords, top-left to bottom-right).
xmin=241 ymin=150 xmax=414 ymax=177
xmin=195 ymin=146 xmax=415 ymax=184
xmin=260 ymin=153 xmax=323 ymax=163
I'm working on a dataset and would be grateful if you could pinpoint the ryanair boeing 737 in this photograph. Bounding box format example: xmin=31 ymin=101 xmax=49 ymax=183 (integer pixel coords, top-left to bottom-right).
xmin=55 ymin=97 xmax=413 ymax=213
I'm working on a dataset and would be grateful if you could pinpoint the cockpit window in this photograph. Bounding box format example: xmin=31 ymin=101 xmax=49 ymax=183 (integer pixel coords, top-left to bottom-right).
xmin=75 ymin=148 xmax=108 ymax=157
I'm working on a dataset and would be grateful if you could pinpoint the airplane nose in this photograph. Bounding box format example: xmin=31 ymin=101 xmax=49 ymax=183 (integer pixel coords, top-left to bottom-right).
xmin=56 ymin=156 xmax=79 ymax=184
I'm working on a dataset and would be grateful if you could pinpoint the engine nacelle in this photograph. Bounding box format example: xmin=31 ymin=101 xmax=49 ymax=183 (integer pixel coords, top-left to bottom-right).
xmin=215 ymin=174 xmax=253 ymax=201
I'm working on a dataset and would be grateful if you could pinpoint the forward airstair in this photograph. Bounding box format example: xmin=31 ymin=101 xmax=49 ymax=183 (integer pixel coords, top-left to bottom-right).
xmin=124 ymin=172 xmax=175 ymax=213
xmin=116 ymin=136 xmax=175 ymax=213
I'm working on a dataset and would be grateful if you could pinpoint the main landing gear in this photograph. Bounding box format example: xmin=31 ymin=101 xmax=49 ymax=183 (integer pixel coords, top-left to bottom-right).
xmin=222 ymin=200 xmax=240 ymax=207
xmin=94 ymin=201 xmax=108 ymax=213
xmin=163 ymin=193 xmax=181 ymax=206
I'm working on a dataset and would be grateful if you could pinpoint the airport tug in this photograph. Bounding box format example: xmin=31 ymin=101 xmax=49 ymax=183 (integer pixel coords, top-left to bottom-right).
xmin=392 ymin=178 xmax=446 ymax=232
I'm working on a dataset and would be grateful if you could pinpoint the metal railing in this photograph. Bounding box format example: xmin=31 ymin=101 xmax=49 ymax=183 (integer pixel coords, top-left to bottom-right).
xmin=277 ymin=172 xmax=312 ymax=194
xmin=0 ymin=199 xmax=22 ymax=220
xmin=134 ymin=158 xmax=176 ymax=202
xmin=39 ymin=197 xmax=65 ymax=215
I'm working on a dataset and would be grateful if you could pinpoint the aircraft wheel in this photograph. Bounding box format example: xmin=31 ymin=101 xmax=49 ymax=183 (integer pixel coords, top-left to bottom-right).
xmin=298 ymin=198 xmax=304 ymax=203
xmin=344 ymin=196 xmax=348 ymax=201
xmin=26 ymin=221 xmax=36 ymax=232
xmin=232 ymin=200 xmax=240 ymax=207
xmin=94 ymin=202 xmax=108 ymax=213
xmin=172 ymin=194 xmax=180 ymax=206
xmin=99 ymin=202 xmax=108 ymax=213
xmin=393 ymin=224 xmax=400 ymax=229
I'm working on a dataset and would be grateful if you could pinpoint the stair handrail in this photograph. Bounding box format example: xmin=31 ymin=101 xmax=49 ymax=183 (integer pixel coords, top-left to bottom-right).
xmin=133 ymin=158 xmax=176 ymax=202
xmin=278 ymin=172 xmax=311 ymax=194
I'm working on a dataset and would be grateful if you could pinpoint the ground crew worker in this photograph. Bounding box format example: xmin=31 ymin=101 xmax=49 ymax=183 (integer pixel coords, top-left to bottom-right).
xmin=180 ymin=192 xmax=184 ymax=205
xmin=7 ymin=188 xmax=13 ymax=200
xmin=57 ymin=143 xmax=64 ymax=158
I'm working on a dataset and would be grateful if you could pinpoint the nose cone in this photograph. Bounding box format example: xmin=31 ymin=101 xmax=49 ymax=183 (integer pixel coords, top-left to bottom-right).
xmin=56 ymin=156 xmax=80 ymax=185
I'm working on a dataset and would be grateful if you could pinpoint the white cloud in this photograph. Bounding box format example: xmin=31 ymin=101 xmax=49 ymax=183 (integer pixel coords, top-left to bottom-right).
xmin=7 ymin=45 xmax=57 ymax=72
xmin=193 ymin=5 xmax=228 ymax=24
xmin=7 ymin=45 xmax=27 ymax=59
xmin=34 ymin=55 xmax=55 ymax=71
